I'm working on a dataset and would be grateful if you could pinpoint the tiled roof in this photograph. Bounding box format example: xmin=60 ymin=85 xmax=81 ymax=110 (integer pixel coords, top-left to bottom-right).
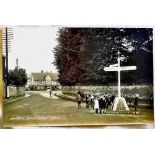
xmin=31 ymin=72 xmax=58 ymax=81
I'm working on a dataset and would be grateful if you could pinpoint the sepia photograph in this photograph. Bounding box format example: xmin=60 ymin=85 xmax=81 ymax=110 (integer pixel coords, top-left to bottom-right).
xmin=0 ymin=26 xmax=154 ymax=128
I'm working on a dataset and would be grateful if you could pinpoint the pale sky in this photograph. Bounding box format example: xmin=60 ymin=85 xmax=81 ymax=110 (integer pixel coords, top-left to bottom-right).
xmin=9 ymin=26 xmax=59 ymax=74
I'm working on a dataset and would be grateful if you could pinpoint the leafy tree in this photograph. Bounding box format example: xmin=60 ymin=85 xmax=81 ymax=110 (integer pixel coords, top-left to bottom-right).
xmin=124 ymin=28 xmax=153 ymax=83
xmin=54 ymin=28 xmax=153 ymax=86
xmin=53 ymin=28 xmax=89 ymax=85
xmin=8 ymin=67 xmax=27 ymax=86
xmin=80 ymin=28 xmax=153 ymax=85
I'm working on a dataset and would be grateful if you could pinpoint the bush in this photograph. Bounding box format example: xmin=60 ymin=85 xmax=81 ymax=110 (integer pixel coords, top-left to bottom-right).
xmin=62 ymin=85 xmax=153 ymax=103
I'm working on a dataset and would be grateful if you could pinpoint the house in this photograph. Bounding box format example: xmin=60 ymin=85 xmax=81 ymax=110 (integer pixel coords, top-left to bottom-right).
xmin=28 ymin=71 xmax=60 ymax=90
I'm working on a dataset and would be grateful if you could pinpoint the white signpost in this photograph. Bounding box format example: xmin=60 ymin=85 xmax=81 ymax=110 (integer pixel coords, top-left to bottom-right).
xmin=104 ymin=51 xmax=137 ymax=111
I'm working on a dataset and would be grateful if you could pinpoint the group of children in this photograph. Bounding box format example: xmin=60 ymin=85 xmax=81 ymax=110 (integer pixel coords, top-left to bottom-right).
xmin=76 ymin=91 xmax=141 ymax=113
xmin=76 ymin=91 xmax=115 ymax=113
xmin=87 ymin=94 xmax=116 ymax=113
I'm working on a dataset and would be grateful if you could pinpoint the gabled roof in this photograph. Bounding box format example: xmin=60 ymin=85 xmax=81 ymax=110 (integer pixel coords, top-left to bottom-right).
xmin=50 ymin=73 xmax=58 ymax=81
xmin=31 ymin=72 xmax=58 ymax=81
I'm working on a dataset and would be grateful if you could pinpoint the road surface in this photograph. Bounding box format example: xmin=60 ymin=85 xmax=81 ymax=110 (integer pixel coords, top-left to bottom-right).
xmin=3 ymin=91 xmax=154 ymax=128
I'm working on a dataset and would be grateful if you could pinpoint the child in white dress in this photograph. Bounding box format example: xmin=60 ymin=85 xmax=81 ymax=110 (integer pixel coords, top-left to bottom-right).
xmin=94 ymin=97 xmax=99 ymax=113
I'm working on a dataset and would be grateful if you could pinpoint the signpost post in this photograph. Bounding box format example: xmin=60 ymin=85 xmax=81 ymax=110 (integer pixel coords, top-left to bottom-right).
xmin=104 ymin=51 xmax=137 ymax=111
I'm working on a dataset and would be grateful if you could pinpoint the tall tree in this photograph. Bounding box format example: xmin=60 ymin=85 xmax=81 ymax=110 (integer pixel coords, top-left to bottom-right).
xmin=53 ymin=28 xmax=89 ymax=85
xmin=53 ymin=28 xmax=153 ymax=86
xmin=80 ymin=28 xmax=153 ymax=85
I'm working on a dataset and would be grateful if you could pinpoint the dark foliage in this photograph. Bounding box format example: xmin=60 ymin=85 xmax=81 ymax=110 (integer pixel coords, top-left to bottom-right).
xmin=53 ymin=28 xmax=153 ymax=86
xmin=8 ymin=67 xmax=27 ymax=86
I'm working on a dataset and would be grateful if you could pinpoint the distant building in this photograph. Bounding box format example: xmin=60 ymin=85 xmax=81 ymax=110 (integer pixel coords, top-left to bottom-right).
xmin=28 ymin=71 xmax=60 ymax=90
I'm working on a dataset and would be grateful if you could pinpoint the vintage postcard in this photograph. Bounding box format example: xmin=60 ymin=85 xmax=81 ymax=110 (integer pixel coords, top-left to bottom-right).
xmin=0 ymin=26 xmax=154 ymax=128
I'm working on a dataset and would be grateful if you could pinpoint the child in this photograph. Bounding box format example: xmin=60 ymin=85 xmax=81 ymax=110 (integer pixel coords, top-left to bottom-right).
xmin=85 ymin=94 xmax=89 ymax=108
xmin=76 ymin=93 xmax=82 ymax=109
xmin=133 ymin=94 xmax=139 ymax=114
xmin=94 ymin=97 xmax=99 ymax=113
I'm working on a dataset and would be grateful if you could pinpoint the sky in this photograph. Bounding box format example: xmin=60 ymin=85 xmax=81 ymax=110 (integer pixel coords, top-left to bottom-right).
xmin=9 ymin=26 xmax=59 ymax=74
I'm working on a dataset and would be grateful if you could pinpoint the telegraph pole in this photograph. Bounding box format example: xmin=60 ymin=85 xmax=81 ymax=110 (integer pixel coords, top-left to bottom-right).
xmin=5 ymin=27 xmax=9 ymax=99
xmin=0 ymin=28 xmax=3 ymax=127
xmin=2 ymin=27 xmax=13 ymax=99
